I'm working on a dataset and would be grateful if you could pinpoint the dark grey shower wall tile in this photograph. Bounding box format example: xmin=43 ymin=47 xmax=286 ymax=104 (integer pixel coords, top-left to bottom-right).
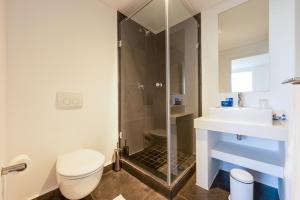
xmin=122 ymin=46 xmax=146 ymax=85
xmin=123 ymin=84 xmax=146 ymax=121
xmin=123 ymin=119 xmax=145 ymax=154
xmin=144 ymin=116 xmax=156 ymax=131
xmin=123 ymin=21 xmax=145 ymax=50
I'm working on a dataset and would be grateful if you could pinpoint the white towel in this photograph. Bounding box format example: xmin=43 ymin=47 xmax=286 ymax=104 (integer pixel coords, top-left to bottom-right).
xmin=113 ymin=194 xmax=126 ymax=200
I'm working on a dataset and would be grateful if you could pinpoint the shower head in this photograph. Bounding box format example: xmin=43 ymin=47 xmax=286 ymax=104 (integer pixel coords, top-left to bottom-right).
xmin=145 ymin=30 xmax=151 ymax=36
xmin=139 ymin=28 xmax=151 ymax=36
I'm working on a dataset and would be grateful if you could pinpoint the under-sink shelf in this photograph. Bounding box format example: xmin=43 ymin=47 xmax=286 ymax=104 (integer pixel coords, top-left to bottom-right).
xmin=211 ymin=141 xmax=284 ymax=178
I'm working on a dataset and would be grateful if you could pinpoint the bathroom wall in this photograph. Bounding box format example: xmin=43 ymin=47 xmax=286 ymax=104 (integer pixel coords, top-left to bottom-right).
xmin=5 ymin=0 xmax=118 ymax=199
xmin=289 ymin=2 xmax=300 ymax=199
xmin=296 ymin=0 xmax=300 ymax=76
xmin=120 ymin=19 xmax=166 ymax=154
xmin=202 ymin=0 xmax=295 ymax=199
xmin=0 ymin=0 xmax=6 ymax=161
xmin=0 ymin=0 xmax=7 ymax=199
xmin=290 ymin=87 xmax=300 ymax=200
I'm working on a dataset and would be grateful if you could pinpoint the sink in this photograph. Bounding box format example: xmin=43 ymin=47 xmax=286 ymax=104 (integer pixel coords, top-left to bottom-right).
xmin=209 ymin=107 xmax=273 ymax=125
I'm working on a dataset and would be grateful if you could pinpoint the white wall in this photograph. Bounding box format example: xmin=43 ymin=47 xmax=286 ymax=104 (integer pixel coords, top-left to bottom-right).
xmin=295 ymin=0 xmax=300 ymax=77
xmin=202 ymin=0 xmax=295 ymax=199
xmin=6 ymin=0 xmax=118 ymax=199
xmin=0 ymin=0 xmax=7 ymax=199
xmin=288 ymin=86 xmax=300 ymax=200
xmin=0 ymin=0 xmax=6 ymax=161
xmin=288 ymin=1 xmax=300 ymax=200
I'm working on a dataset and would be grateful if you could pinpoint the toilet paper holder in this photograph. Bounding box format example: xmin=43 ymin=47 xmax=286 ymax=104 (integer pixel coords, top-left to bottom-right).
xmin=1 ymin=163 xmax=27 ymax=176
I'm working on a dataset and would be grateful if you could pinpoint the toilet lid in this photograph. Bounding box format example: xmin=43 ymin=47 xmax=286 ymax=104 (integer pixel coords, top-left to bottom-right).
xmin=56 ymin=149 xmax=105 ymax=177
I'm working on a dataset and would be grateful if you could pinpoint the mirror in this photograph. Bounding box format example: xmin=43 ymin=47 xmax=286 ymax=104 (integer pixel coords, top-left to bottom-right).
xmin=170 ymin=30 xmax=186 ymax=95
xmin=218 ymin=0 xmax=269 ymax=93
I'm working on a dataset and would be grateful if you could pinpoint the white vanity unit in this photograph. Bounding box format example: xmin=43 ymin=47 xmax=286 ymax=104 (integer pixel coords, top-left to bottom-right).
xmin=194 ymin=107 xmax=288 ymax=191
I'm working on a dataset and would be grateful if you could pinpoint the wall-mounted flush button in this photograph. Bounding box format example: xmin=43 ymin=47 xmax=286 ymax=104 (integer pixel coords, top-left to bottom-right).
xmin=56 ymin=92 xmax=83 ymax=110
xmin=63 ymin=98 xmax=71 ymax=105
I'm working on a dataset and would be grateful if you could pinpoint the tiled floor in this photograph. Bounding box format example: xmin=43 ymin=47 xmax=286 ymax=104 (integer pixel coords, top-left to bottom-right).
xmin=36 ymin=169 xmax=279 ymax=200
xmin=127 ymin=145 xmax=195 ymax=181
xmin=92 ymin=170 xmax=229 ymax=200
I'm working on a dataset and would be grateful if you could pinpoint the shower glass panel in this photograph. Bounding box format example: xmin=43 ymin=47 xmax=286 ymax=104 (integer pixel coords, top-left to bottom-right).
xmin=119 ymin=0 xmax=199 ymax=185
xmin=168 ymin=0 xmax=198 ymax=183
xmin=119 ymin=0 xmax=167 ymax=182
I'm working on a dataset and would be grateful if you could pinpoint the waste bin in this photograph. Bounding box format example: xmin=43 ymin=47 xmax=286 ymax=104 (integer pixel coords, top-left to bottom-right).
xmin=229 ymin=168 xmax=254 ymax=200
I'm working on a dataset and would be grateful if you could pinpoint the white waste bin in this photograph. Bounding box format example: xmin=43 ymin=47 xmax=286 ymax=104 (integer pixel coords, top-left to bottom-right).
xmin=229 ymin=169 xmax=254 ymax=200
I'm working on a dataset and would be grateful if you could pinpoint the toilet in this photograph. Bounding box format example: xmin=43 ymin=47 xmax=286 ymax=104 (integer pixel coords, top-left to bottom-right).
xmin=56 ymin=149 xmax=105 ymax=200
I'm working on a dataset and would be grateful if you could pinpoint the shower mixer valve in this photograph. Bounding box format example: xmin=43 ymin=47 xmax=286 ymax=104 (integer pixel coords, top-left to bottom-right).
xmin=138 ymin=83 xmax=144 ymax=89
xmin=155 ymin=82 xmax=163 ymax=87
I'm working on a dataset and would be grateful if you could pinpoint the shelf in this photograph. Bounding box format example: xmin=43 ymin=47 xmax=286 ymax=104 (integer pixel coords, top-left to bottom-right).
xmin=171 ymin=113 xmax=193 ymax=124
xmin=194 ymin=117 xmax=288 ymax=141
xmin=211 ymin=141 xmax=284 ymax=178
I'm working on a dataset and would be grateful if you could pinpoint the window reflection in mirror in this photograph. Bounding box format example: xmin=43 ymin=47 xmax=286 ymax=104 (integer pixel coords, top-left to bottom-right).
xmin=218 ymin=0 xmax=269 ymax=93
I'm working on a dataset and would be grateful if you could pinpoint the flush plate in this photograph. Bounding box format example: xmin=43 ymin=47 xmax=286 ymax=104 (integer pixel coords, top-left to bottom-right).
xmin=56 ymin=92 xmax=83 ymax=110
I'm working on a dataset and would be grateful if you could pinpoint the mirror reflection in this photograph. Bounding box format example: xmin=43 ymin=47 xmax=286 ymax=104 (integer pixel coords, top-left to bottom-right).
xmin=218 ymin=0 xmax=269 ymax=93
xmin=170 ymin=30 xmax=186 ymax=95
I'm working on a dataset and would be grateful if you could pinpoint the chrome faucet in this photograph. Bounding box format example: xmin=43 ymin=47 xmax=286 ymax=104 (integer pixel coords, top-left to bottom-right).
xmin=238 ymin=92 xmax=244 ymax=107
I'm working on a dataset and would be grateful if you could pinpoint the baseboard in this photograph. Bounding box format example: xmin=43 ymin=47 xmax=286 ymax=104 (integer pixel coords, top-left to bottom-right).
xmin=103 ymin=162 xmax=113 ymax=173
xmin=27 ymin=185 xmax=58 ymax=200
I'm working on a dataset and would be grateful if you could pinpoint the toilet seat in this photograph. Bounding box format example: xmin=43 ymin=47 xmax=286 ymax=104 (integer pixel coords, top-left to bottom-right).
xmin=56 ymin=149 xmax=105 ymax=179
xmin=58 ymin=166 xmax=103 ymax=180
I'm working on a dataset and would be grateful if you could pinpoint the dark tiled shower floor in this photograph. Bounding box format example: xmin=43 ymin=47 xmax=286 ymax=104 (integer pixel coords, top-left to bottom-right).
xmin=126 ymin=145 xmax=195 ymax=181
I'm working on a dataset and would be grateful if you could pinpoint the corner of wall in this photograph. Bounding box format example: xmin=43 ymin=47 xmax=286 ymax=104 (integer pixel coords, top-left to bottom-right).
xmin=0 ymin=0 xmax=7 ymax=199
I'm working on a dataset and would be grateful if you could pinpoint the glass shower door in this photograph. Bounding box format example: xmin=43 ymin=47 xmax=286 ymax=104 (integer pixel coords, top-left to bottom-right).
xmin=119 ymin=0 xmax=199 ymax=185
xmin=119 ymin=0 xmax=167 ymax=182
xmin=167 ymin=0 xmax=199 ymax=183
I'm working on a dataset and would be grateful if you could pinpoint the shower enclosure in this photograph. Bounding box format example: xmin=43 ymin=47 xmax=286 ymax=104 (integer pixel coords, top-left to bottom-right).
xmin=119 ymin=0 xmax=200 ymax=189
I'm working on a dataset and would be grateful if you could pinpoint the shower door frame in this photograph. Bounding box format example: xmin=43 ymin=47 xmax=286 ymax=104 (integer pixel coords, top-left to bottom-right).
xmin=117 ymin=6 xmax=202 ymax=187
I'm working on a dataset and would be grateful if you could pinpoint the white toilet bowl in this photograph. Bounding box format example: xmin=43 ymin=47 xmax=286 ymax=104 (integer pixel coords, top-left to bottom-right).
xmin=56 ymin=149 xmax=105 ymax=200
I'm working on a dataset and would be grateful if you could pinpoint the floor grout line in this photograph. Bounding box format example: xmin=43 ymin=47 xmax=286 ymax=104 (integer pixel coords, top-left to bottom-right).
xmin=90 ymin=193 xmax=96 ymax=200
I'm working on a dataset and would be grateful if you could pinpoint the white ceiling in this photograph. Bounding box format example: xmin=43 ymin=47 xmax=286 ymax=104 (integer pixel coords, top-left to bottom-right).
xmin=100 ymin=0 xmax=224 ymax=33
xmin=219 ymin=0 xmax=269 ymax=51
xmin=130 ymin=0 xmax=194 ymax=33
xmin=100 ymin=0 xmax=224 ymax=15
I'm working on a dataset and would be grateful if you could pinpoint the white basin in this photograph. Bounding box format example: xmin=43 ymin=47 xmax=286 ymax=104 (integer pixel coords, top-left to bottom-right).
xmin=209 ymin=107 xmax=273 ymax=125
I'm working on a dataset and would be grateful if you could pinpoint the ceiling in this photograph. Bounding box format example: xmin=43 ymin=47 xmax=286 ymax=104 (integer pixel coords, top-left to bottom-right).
xmin=100 ymin=0 xmax=224 ymax=33
xmin=100 ymin=0 xmax=224 ymax=15
xmin=219 ymin=0 xmax=269 ymax=51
